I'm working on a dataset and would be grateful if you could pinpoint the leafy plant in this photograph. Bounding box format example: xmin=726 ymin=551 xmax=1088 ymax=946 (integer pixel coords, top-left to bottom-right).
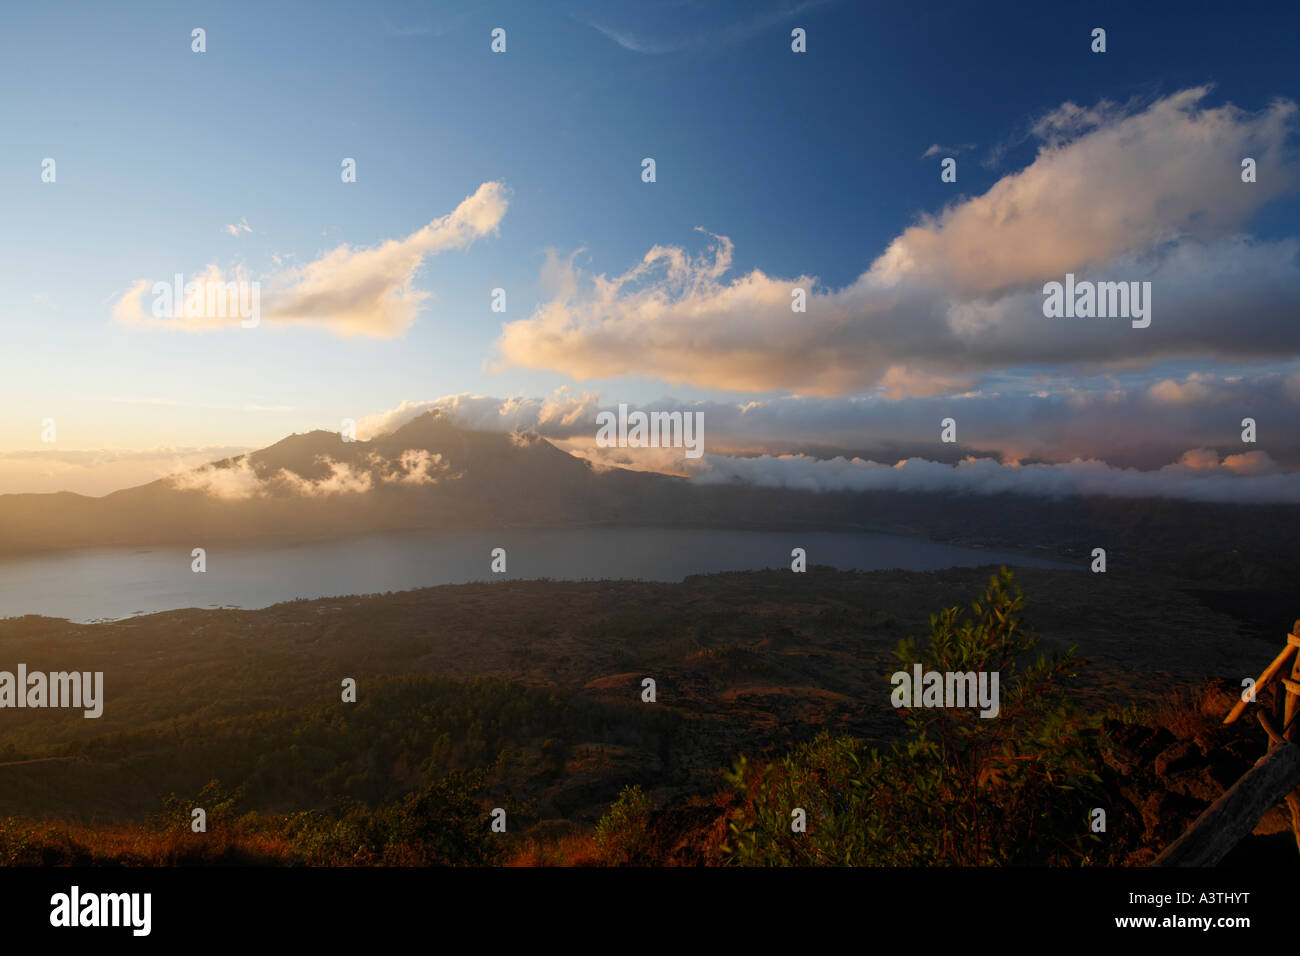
xmin=158 ymin=778 xmax=244 ymax=834
xmin=723 ymin=568 xmax=1107 ymax=866
xmin=594 ymin=784 xmax=653 ymax=865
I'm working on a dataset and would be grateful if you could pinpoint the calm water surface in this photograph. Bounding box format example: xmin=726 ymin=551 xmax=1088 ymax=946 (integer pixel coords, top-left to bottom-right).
xmin=0 ymin=527 xmax=1076 ymax=623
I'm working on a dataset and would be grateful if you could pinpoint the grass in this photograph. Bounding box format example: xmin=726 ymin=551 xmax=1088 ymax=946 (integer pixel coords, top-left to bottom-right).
xmin=0 ymin=815 xmax=289 ymax=866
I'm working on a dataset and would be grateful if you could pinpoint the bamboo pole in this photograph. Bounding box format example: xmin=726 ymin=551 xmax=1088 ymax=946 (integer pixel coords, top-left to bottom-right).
xmin=1285 ymin=622 xmax=1300 ymax=737
xmin=1258 ymin=709 xmax=1283 ymax=745
xmin=1284 ymin=621 xmax=1300 ymax=853
xmin=1223 ymin=631 xmax=1300 ymax=725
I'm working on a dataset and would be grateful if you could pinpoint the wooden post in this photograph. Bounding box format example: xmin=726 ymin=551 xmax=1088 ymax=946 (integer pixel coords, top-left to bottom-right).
xmin=1154 ymin=743 xmax=1300 ymax=866
xmin=1284 ymin=621 xmax=1300 ymax=853
xmin=1285 ymin=622 xmax=1300 ymax=738
xmin=1258 ymin=709 xmax=1283 ymax=745
xmin=1194 ymin=624 xmax=1300 ymax=864
xmin=1223 ymin=637 xmax=1298 ymax=725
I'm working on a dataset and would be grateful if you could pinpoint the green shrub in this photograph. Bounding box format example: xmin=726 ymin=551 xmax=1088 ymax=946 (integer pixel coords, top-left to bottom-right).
xmin=383 ymin=768 xmax=503 ymax=866
xmin=158 ymin=778 xmax=243 ymax=835
xmin=723 ymin=568 xmax=1107 ymax=866
xmin=594 ymin=784 xmax=653 ymax=865
xmin=279 ymin=768 xmax=504 ymax=866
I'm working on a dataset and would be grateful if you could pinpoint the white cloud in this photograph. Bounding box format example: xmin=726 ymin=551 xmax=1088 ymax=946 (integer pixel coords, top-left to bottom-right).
xmin=1146 ymin=373 xmax=1228 ymax=405
xmin=690 ymin=449 xmax=1300 ymax=503
xmin=355 ymin=388 xmax=602 ymax=440
xmin=355 ymin=370 xmax=1300 ymax=471
xmin=379 ymin=449 xmax=449 ymax=485
xmin=167 ymin=456 xmax=268 ymax=499
xmin=166 ymin=449 xmax=453 ymax=500
xmin=115 ymin=182 xmax=509 ymax=337
xmin=576 ymin=0 xmax=831 ymax=55
xmin=921 ymin=143 xmax=974 ymax=158
xmin=496 ymin=89 xmax=1300 ymax=396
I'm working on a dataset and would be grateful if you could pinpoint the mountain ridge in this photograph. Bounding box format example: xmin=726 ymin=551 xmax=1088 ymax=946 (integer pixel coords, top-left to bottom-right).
xmin=1 ymin=410 xmax=1298 ymax=594
xmin=0 ymin=410 xmax=679 ymax=554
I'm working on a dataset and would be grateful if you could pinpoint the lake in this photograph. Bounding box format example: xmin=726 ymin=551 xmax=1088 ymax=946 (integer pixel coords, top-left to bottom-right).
xmin=0 ymin=527 xmax=1076 ymax=623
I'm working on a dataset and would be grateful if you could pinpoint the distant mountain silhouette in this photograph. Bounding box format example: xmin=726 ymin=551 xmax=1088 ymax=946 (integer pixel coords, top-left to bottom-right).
xmin=1 ymin=409 xmax=1297 ymax=595
xmin=0 ymin=411 xmax=680 ymax=554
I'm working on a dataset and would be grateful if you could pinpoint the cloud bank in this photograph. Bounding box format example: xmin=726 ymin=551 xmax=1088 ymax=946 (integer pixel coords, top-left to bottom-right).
xmin=496 ymin=89 xmax=1300 ymax=395
xmin=355 ymin=389 xmax=602 ymax=441
xmin=686 ymin=449 xmax=1300 ymax=504
xmin=167 ymin=449 xmax=454 ymax=500
xmin=347 ymin=390 xmax=1300 ymax=502
xmin=359 ymin=369 xmax=1300 ymax=469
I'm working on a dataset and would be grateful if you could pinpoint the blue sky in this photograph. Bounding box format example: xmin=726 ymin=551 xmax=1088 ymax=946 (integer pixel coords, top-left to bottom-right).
xmin=1 ymin=0 xmax=1298 ymax=494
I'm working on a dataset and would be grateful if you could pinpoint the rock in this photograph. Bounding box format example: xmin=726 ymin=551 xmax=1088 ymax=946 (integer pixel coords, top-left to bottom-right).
xmin=1205 ymin=747 xmax=1254 ymax=790
xmin=1153 ymin=739 xmax=1202 ymax=778
xmin=1164 ymin=766 xmax=1224 ymax=803
xmin=1142 ymin=790 xmax=1208 ymax=845
xmin=1102 ymin=720 xmax=1175 ymax=775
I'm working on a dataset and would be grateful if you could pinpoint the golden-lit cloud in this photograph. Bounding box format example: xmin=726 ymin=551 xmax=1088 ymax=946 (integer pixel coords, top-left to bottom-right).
xmin=872 ymin=87 xmax=1295 ymax=297
xmin=355 ymin=388 xmax=602 ymax=440
xmin=1146 ymin=373 xmax=1229 ymax=405
xmin=114 ymin=182 xmax=509 ymax=337
xmin=166 ymin=449 xmax=454 ymax=499
xmin=496 ymin=89 xmax=1300 ymax=396
xmin=0 ymin=447 xmax=251 ymax=496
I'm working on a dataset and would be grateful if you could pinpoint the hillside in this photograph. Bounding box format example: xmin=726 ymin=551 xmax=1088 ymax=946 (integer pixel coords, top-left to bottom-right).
xmin=0 ymin=566 xmax=1293 ymax=866
xmin=0 ymin=566 xmax=1283 ymax=814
